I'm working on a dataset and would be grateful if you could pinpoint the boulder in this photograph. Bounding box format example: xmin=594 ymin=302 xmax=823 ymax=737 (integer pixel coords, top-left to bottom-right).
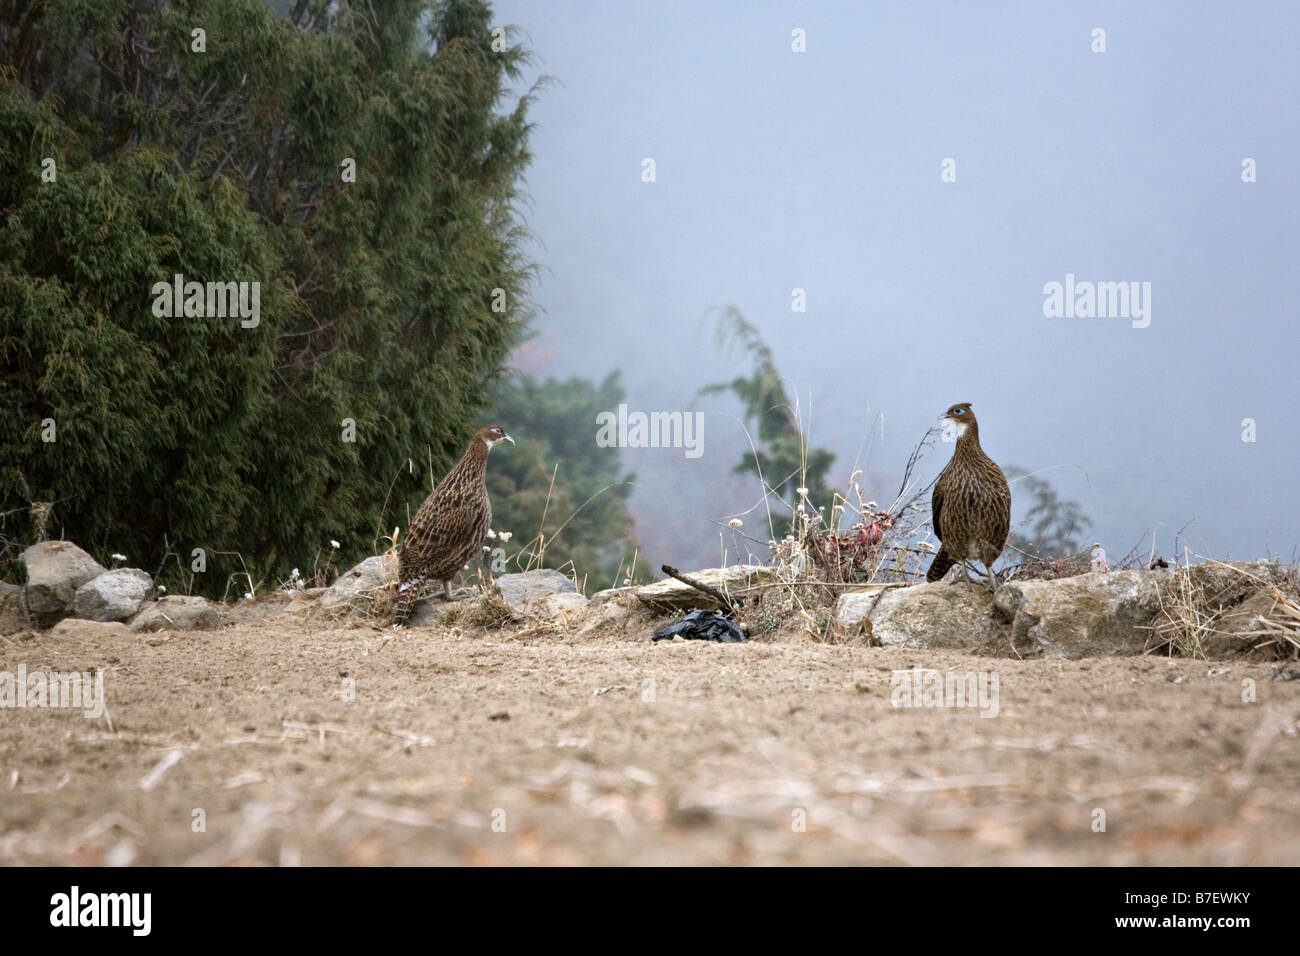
xmin=827 ymin=566 xmax=1291 ymax=658
xmin=318 ymin=555 xmax=399 ymax=613
xmin=20 ymin=541 xmax=107 ymax=627
xmin=1178 ymin=588 xmax=1300 ymax=658
xmin=129 ymin=595 xmax=223 ymax=632
xmin=0 ymin=581 xmax=25 ymax=635
xmin=535 ymin=591 xmax=591 ymax=625
xmin=495 ymin=569 xmax=578 ymax=613
xmin=414 ymin=573 xmax=585 ymax=629
xmin=634 ymin=565 xmax=775 ymax=612
xmin=405 ymin=595 xmax=451 ymax=628
xmin=993 ymin=570 xmax=1165 ymax=657
xmin=833 ymin=583 xmax=1007 ymax=651
xmin=575 ymin=594 xmax=652 ymax=641
xmin=222 ymin=588 xmax=325 ymax=625
xmin=73 ymin=568 xmax=153 ymax=622
xmin=48 ymin=618 xmax=132 ymax=641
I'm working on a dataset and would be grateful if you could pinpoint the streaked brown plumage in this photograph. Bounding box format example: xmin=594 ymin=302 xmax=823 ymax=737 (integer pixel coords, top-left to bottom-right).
xmin=393 ymin=424 xmax=513 ymax=625
xmin=926 ymin=403 xmax=1011 ymax=591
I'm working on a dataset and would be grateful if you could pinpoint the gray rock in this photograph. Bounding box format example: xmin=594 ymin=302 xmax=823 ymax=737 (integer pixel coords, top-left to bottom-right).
xmin=0 ymin=582 xmax=25 ymax=635
xmin=319 ymin=555 xmax=398 ymax=612
xmin=20 ymin=541 xmax=108 ymax=627
xmin=495 ymin=569 xmax=578 ymax=612
xmin=223 ymin=589 xmax=324 ymax=625
xmin=1205 ymin=591 xmax=1288 ymax=657
xmin=73 ymin=568 xmax=153 ymax=622
xmin=634 ymin=565 xmax=775 ymax=612
xmin=993 ymin=570 xmax=1165 ymax=657
xmin=535 ymin=591 xmax=591 ymax=623
xmin=575 ymin=594 xmax=652 ymax=641
xmin=404 ymin=595 xmax=450 ymax=628
xmin=129 ymin=595 xmax=223 ymax=632
xmin=49 ymin=618 xmax=132 ymax=640
xmin=829 ymin=565 xmax=1289 ymax=658
xmin=833 ymin=583 xmax=1008 ymax=651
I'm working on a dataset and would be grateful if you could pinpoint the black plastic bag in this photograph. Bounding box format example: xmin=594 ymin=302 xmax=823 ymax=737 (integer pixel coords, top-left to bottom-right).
xmin=651 ymin=609 xmax=745 ymax=643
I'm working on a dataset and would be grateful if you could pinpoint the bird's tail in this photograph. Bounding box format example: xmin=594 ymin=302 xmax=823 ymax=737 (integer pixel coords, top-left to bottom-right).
xmin=926 ymin=550 xmax=957 ymax=583
xmin=392 ymin=577 xmax=421 ymax=627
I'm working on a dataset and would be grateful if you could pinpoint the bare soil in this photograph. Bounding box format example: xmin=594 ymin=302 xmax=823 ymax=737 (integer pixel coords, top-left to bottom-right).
xmin=2 ymin=614 xmax=1297 ymax=865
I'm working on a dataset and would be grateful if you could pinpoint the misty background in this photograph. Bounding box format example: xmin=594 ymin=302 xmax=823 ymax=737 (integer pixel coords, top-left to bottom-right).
xmin=492 ymin=0 xmax=1299 ymax=572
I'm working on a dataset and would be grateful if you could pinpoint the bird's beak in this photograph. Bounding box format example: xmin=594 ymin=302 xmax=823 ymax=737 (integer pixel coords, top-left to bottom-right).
xmin=503 ymin=434 xmax=514 ymax=445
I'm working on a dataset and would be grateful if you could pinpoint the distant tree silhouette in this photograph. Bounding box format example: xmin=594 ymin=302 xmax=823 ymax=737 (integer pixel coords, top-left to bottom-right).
xmin=698 ymin=306 xmax=835 ymax=513
xmin=1003 ymin=467 xmax=1092 ymax=560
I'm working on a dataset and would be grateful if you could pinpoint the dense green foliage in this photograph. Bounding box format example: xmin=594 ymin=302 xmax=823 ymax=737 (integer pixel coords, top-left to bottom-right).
xmin=699 ymin=306 xmax=836 ymax=512
xmin=484 ymin=371 xmax=639 ymax=589
xmin=0 ymin=0 xmax=537 ymax=591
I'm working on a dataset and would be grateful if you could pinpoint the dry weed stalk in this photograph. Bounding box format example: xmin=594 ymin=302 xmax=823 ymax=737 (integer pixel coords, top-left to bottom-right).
xmin=719 ymin=410 xmax=941 ymax=642
xmin=1148 ymin=558 xmax=1300 ymax=659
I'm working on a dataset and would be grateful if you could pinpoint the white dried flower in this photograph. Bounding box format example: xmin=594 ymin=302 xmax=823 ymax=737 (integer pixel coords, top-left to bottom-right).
xmin=330 ymin=539 xmax=340 ymax=549
xmin=865 ymin=501 xmax=878 ymax=511
xmin=111 ymin=552 xmax=127 ymax=563
xmin=849 ymin=469 xmax=863 ymax=482
xmin=498 ymin=531 xmax=512 ymax=543
xmin=917 ymin=541 xmax=936 ymax=553
xmin=728 ymin=518 xmax=743 ymax=528
xmin=486 ymin=529 xmax=497 ymax=539
xmin=157 ymin=585 xmax=166 ymax=594
xmin=796 ymin=486 xmax=809 ymax=497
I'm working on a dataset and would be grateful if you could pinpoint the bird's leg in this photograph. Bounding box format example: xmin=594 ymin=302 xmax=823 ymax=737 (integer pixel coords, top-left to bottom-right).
xmin=440 ymin=579 xmax=454 ymax=601
xmin=983 ymin=562 xmax=1000 ymax=595
xmin=958 ymin=561 xmax=972 ymax=586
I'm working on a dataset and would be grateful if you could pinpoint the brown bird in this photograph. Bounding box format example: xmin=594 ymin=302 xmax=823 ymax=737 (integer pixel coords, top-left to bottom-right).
xmin=393 ymin=424 xmax=513 ymax=626
xmin=926 ymin=403 xmax=1011 ymax=592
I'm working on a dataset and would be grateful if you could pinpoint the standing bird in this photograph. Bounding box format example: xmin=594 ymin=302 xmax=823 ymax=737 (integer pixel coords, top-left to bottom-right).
xmin=393 ymin=424 xmax=513 ymax=626
xmin=1089 ymin=542 xmax=1109 ymax=573
xmin=926 ymin=404 xmax=1011 ymax=592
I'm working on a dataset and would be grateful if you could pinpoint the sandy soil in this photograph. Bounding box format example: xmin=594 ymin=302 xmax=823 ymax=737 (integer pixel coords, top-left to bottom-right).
xmin=1 ymin=613 xmax=1297 ymax=866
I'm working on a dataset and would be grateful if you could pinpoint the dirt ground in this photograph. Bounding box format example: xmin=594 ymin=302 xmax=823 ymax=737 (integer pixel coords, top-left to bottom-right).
xmin=1 ymin=611 xmax=1297 ymax=866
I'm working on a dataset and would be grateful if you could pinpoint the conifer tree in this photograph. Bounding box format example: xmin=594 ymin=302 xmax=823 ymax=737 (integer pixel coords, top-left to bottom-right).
xmin=484 ymin=371 xmax=639 ymax=588
xmin=0 ymin=0 xmax=538 ymax=591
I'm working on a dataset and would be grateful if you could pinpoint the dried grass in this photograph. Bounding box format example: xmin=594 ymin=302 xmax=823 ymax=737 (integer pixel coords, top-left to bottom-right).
xmin=1147 ymin=559 xmax=1300 ymax=659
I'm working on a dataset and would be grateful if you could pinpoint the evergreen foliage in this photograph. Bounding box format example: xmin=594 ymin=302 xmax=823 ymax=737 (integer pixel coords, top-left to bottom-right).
xmin=484 ymin=370 xmax=639 ymax=589
xmin=699 ymin=306 xmax=836 ymax=512
xmin=0 ymin=0 xmax=537 ymax=591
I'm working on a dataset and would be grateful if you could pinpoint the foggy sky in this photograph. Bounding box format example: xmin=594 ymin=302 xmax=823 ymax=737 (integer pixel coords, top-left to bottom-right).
xmin=493 ymin=0 xmax=1299 ymax=570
